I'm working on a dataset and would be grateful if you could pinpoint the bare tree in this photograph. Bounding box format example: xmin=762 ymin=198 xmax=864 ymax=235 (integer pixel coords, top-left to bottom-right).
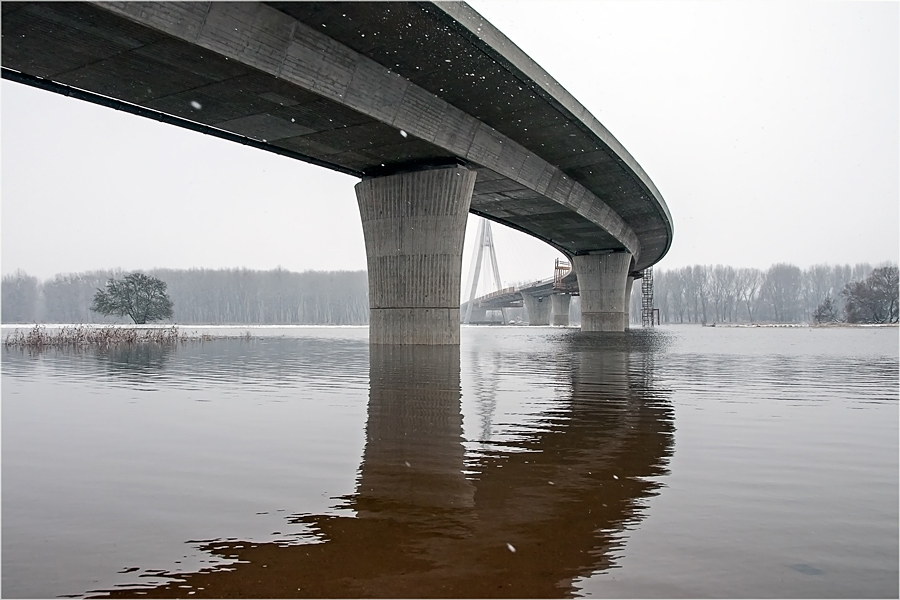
xmin=709 ymin=265 xmax=738 ymax=323
xmin=1 ymin=270 xmax=39 ymax=323
xmin=763 ymin=263 xmax=802 ymax=322
xmin=843 ymin=266 xmax=899 ymax=324
xmin=734 ymin=268 xmax=763 ymax=322
xmin=91 ymin=272 xmax=174 ymax=324
xmin=813 ymin=296 xmax=839 ymax=323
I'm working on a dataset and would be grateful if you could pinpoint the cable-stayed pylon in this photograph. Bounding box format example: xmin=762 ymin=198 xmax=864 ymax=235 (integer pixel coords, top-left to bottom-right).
xmin=463 ymin=218 xmax=504 ymax=324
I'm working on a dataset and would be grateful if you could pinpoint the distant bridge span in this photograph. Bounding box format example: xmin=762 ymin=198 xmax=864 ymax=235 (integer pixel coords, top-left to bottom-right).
xmin=2 ymin=1 xmax=673 ymax=343
xmin=461 ymin=257 xmax=581 ymax=326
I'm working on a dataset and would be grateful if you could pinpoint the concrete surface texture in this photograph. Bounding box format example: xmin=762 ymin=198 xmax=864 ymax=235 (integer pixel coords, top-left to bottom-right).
xmin=356 ymin=166 xmax=476 ymax=344
xmin=573 ymin=252 xmax=633 ymax=332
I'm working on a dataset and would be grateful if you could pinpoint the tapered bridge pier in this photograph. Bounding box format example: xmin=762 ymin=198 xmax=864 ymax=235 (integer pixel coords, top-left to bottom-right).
xmin=356 ymin=166 xmax=476 ymax=345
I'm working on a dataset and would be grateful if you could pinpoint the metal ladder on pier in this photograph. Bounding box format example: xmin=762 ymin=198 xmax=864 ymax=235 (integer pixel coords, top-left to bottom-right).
xmin=641 ymin=267 xmax=655 ymax=327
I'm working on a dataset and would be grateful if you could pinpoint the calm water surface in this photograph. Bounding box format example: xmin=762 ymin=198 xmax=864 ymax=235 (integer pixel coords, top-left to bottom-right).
xmin=2 ymin=325 xmax=897 ymax=598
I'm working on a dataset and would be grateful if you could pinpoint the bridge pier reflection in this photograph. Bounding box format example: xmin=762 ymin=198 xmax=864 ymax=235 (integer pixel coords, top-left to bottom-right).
xmin=96 ymin=333 xmax=673 ymax=598
xmin=359 ymin=345 xmax=475 ymax=520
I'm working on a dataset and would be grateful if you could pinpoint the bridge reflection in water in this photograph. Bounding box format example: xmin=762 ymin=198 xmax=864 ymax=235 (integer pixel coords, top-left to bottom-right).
xmin=98 ymin=336 xmax=673 ymax=598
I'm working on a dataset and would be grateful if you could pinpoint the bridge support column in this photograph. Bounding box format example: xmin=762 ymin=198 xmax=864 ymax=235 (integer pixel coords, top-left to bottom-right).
xmin=573 ymin=252 xmax=633 ymax=332
xmin=551 ymin=294 xmax=571 ymax=326
xmin=467 ymin=306 xmax=488 ymax=323
xmin=624 ymin=276 xmax=635 ymax=328
xmin=355 ymin=166 xmax=476 ymax=344
xmin=522 ymin=293 xmax=551 ymax=326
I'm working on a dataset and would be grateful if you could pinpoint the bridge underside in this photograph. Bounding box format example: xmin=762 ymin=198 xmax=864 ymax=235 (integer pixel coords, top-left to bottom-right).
xmin=2 ymin=1 xmax=671 ymax=342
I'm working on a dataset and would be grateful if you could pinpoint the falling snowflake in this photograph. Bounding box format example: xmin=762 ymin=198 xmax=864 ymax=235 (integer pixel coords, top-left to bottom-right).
xmin=190 ymin=100 xmax=202 ymax=110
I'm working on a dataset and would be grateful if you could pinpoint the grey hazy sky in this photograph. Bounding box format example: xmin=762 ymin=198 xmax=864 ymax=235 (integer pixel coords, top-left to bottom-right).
xmin=2 ymin=1 xmax=898 ymax=289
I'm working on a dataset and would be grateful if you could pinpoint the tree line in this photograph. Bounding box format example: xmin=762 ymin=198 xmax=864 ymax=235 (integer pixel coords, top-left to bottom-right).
xmin=3 ymin=262 xmax=896 ymax=326
xmin=1 ymin=267 xmax=368 ymax=325
xmin=629 ymin=262 xmax=899 ymax=325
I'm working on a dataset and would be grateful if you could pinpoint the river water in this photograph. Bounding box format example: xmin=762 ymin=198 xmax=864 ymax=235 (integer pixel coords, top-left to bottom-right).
xmin=1 ymin=324 xmax=897 ymax=598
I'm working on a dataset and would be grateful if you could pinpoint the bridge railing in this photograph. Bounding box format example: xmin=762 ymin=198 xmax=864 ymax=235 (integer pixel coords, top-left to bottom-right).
xmin=479 ymin=287 xmax=516 ymax=301
xmin=519 ymin=277 xmax=554 ymax=291
xmin=470 ymin=268 xmax=574 ymax=306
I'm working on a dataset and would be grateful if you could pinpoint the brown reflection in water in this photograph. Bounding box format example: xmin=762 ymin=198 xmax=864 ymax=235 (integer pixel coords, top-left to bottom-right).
xmin=97 ymin=338 xmax=673 ymax=599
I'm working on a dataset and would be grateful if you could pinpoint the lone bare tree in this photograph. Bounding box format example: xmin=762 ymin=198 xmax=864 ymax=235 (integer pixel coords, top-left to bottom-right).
xmin=91 ymin=272 xmax=174 ymax=324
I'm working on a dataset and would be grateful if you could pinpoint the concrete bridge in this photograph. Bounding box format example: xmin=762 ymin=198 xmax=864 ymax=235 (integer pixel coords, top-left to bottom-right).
xmin=462 ymin=263 xmax=648 ymax=327
xmin=463 ymin=253 xmax=651 ymax=327
xmin=461 ymin=261 xmax=581 ymax=326
xmin=2 ymin=1 xmax=673 ymax=343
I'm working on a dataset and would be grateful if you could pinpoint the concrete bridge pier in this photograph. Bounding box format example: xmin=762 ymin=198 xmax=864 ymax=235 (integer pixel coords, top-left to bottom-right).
xmin=573 ymin=252 xmax=633 ymax=332
xmin=355 ymin=166 xmax=477 ymax=344
xmin=466 ymin=305 xmax=488 ymax=324
xmin=551 ymin=294 xmax=571 ymax=326
xmin=624 ymin=276 xmax=635 ymax=328
xmin=523 ymin=293 xmax=552 ymax=326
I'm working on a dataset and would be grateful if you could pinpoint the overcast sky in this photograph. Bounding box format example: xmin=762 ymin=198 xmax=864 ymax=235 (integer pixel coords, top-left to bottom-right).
xmin=2 ymin=1 xmax=897 ymax=291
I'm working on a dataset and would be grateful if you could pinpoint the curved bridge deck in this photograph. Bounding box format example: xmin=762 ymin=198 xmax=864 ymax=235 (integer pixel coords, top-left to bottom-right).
xmin=2 ymin=1 xmax=672 ymax=340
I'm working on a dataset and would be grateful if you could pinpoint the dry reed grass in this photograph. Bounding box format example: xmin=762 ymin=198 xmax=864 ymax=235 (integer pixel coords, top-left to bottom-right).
xmin=3 ymin=325 xmax=183 ymax=348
